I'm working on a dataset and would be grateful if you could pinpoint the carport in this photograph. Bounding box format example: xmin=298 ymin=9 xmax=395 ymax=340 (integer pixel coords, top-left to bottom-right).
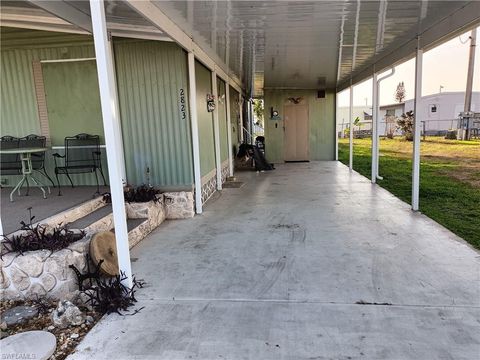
xmin=1 ymin=0 xmax=479 ymax=293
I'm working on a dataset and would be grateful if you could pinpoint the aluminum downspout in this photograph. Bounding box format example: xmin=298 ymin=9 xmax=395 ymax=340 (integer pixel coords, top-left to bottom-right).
xmin=372 ymin=67 xmax=395 ymax=182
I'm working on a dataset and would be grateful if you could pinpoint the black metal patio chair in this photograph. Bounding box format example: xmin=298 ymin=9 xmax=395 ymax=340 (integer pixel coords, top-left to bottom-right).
xmin=53 ymin=133 xmax=107 ymax=195
xmin=19 ymin=134 xmax=55 ymax=192
xmin=0 ymin=135 xmax=21 ymax=178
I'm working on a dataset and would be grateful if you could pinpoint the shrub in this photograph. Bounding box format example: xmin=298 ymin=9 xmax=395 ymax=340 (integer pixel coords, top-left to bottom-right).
xmin=103 ymin=185 xmax=161 ymax=204
xmin=396 ymin=111 xmax=414 ymax=141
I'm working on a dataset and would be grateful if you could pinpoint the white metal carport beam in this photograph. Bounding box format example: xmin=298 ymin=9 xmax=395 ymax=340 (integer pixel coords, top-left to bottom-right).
xmin=349 ymin=84 xmax=353 ymax=171
xmin=188 ymin=52 xmax=203 ymax=214
xmin=29 ymin=0 xmax=93 ymax=32
xmin=412 ymin=39 xmax=423 ymax=211
xmin=371 ymin=72 xmax=378 ymax=181
xmin=212 ymin=72 xmax=223 ymax=190
xmin=337 ymin=2 xmax=480 ymax=92
xmin=125 ymin=0 xmax=242 ymax=94
xmin=225 ymin=82 xmax=234 ymax=177
xmin=90 ymin=0 xmax=132 ymax=287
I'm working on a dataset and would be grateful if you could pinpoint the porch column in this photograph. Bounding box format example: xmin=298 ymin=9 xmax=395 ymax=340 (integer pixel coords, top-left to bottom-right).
xmin=412 ymin=39 xmax=423 ymax=211
xmin=335 ymin=92 xmax=338 ymax=161
xmin=371 ymin=72 xmax=378 ymax=183
xmin=0 ymin=217 xmax=4 ymax=236
xmin=90 ymin=0 xmax=132 ymax=287
xmin=349 ymin=84 xmax=353 ymax=171
xmin=212 ymin=71 xmax=223 ymax=190
xmin=187 ymin=52 xmax=203 ymax=214
xmin=239 ymin=95 xmax=244 ymax=143
xmin=226 ymin=82 xmax=234 ymax=177
xmin=107 ymin=40 xmax=127 ymax=182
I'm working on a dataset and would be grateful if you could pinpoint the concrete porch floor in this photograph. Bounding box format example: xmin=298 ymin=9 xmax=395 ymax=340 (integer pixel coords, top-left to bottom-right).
xmin=0 ymin=186 xmax=109 ymax=234
xmin=69 ymin=162 xmax=479 ymax=360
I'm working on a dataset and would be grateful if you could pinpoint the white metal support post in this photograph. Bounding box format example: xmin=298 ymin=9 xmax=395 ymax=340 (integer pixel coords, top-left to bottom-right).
xmin=225 ymin=82 xmax=234 ymax=176
xmin=187 ymin=52 xmax=203 ymax=214
xmin=211 ymin=71 xmax=222 ymax=190
xmin=107 ymin=39 xmax=127 ymax=182
xmin=412 ymin=39 xmax=423 ymax=211
xmin=371 ymin=72 xmax=378 ymax=182
xmin=239 ymin=95 xmax=244 ymax=143
xmin=89 ymin=0 xmax=132 ymax=287
xmin=335 ymin=92 xmax=339 ymax=161
xmin=349 ymin=84 xmax=353 ymax=171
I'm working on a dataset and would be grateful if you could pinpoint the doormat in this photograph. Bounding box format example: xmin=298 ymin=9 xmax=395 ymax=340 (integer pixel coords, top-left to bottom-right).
xmin=222 ymin=181 xmax=245 ymax=188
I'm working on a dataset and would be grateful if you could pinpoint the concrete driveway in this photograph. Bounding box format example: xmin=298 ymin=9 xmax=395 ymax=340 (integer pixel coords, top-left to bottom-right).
xmin=69 ymin=162 xmax=479 ymax=360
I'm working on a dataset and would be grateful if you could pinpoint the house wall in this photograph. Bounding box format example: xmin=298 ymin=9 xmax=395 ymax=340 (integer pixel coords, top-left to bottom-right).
xmin=113 ymin=39 xmax=193 ymax=188
xmin=264 ymin=89 xmax=336 ymax=162
xmin=195 ymin=61 xmax=216 ymax=177
xmin=0 ymin=28 xmax=106 ymax=186
xmin=1 ymin=28 xmax=195 ymax=189
xmin=217 ymin=78 xmax=229 ymax=162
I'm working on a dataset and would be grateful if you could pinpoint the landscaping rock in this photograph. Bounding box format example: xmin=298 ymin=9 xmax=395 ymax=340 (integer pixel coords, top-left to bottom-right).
xmin=52 ymin=300 xmax=84 ymax=329
xmin=14 ymin=250 xmax=49 ymax=277
xmin=0 ymin=269 xmax=10 ymax=289
xmin=25 ymin=283 xmax=47 ymax=298
xmin=40 ymin=273 xmax=57 ymax=292
xmin=0 ymin=330 xmax=56 ymax=360
xmin=10 ymin=266 xmax=31 ymax=291
xmin=1 ymin=305 xmax=39 ymax=326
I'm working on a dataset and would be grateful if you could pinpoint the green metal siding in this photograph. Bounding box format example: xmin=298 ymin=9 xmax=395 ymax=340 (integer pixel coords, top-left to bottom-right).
xmin=42 ymin=60 xmax=104 ymax=146
xmin=217 ymin=78 xmax=228 ymax=162
xmin=264 ymin=89 xmax=336 ymax=162
xmin=1 ymin=29 xmax=194 ymax=189
xmin=0 ymin=29 xmax=103 ymax=186
xmin=1 ymin=46 xmax=96 ymax=138
xmin=195 ymin=61 xmax=216 ymax=177
xmin=114 ymin=40 xmax=193 ymax=187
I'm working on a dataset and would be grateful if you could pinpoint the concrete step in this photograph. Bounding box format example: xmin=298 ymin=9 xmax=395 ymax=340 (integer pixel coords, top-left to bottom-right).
xmin=68 ymin=204 xmax=147 ymax=233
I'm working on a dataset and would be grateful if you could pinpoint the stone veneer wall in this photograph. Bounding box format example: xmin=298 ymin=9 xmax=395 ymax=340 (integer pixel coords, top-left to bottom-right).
xmin=0 ymin=191 xmax=194 ymax=300
xmin=1 ymin=235 xmax=91 ymax=301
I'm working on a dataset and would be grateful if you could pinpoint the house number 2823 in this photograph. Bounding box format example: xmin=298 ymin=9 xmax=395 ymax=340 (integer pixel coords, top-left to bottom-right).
xmin=179 ymin=89 xmax=186 ymax=120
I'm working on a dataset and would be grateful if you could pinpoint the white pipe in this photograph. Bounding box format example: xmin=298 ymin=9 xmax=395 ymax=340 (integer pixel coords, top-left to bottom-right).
xmin=373 ymin=67 xmax=395 ymax=182
xmin=225 ymin=82 xmax=234 ymax=177
xmin=187 ymin=52 xmax=203 ymax=214
xmin=412 ymin=40 xmax=423 ymax=211
xmin=212 ymin=71 xmax=223 ymax=190
xmin=90 ymin=0 xmax=132 ymax=288
xmin=349 ymin=84 xmax=353 ymax=171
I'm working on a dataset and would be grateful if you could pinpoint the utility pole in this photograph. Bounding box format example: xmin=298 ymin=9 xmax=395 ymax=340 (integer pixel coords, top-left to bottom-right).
xmin=461 ymin=28 xmax=477 ymax=140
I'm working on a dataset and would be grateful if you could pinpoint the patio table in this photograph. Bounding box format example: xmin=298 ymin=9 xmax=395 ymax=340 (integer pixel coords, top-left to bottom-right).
xmin=0 ymin=147 xmax=50 ymax=202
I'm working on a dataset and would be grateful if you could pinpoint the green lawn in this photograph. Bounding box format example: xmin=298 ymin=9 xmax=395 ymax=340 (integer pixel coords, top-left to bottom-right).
xmin=338 ymin=137 xmax=480 ymax=249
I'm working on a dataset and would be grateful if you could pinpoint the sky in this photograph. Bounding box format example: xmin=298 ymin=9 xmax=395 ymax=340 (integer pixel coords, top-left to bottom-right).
xmin=338 ymin=27 xmax=480 ymax=107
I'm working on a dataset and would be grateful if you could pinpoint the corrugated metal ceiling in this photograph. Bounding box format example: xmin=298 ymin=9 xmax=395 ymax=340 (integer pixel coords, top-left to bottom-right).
xmin=1 ymin=1 xmax=479 ymax=97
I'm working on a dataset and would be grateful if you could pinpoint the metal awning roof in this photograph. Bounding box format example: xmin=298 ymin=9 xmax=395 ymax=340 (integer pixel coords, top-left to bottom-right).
xmin=1 ymin=1 xmax=479 ymax=97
